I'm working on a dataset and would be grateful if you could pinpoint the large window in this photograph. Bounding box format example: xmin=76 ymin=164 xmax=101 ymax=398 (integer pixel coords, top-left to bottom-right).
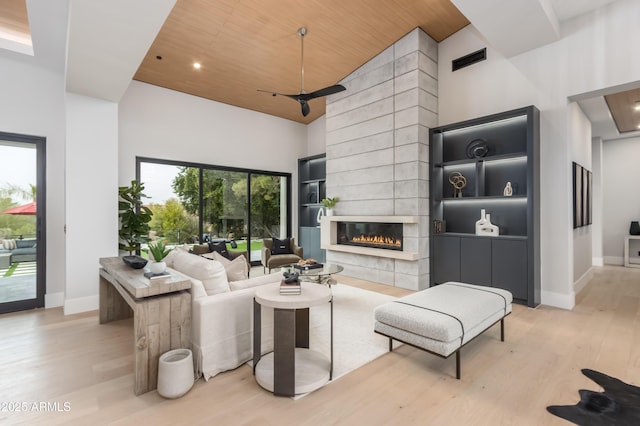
xmin=138 ymin=158 xmax=291 ymax=263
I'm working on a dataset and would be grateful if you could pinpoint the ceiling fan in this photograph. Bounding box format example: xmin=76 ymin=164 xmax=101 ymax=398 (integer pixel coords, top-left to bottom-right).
xmin=259 ymin=27 xmax=346 ymax=117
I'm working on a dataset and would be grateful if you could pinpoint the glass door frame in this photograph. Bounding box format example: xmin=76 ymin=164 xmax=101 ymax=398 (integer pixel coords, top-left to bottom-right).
xmin=136 ymin=157 xmax=292 ymax=264
xmin=0 ymin=131 xmax=46 ymax=314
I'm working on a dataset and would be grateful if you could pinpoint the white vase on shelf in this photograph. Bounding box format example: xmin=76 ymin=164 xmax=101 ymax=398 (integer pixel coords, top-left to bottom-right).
xmin=475 ymin=209 xmax=499 ymax=236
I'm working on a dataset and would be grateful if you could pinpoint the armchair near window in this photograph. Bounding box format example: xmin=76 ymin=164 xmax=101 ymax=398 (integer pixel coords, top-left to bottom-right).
xmin=261 ymin=237 xmax=303 ymax=273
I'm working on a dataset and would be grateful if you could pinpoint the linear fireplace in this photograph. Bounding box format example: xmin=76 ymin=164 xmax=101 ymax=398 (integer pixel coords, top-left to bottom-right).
xmin=321 ymin=215 xmax=418 ymax=261
xmin=337 ymin=222 xmax=403 ymax=251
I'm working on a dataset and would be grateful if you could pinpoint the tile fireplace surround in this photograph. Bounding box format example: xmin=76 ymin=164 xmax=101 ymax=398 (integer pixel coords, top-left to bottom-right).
xmin=322 ymin=28 xmax=435 ymax=291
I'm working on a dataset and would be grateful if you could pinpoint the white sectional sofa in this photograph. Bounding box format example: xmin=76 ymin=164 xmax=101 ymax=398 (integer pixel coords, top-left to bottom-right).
xmin=164 ymin=248 xmax=282 ymax=381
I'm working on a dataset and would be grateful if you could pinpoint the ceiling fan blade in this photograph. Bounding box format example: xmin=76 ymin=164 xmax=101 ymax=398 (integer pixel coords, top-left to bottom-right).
xmin=259 ymin=28 xmax=347 ymax=117
xmin=306 ymin=84 xmax=346 ymax=100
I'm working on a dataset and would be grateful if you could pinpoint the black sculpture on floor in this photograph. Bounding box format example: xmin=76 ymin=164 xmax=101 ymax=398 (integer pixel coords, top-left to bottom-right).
xmin=547 ymin=369 xmax=640 ymax=425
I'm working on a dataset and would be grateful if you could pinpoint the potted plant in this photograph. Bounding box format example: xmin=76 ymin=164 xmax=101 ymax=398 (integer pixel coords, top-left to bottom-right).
xmin=321 ymin=197 xmax=339 ymax=216
xmin=147 ymin=240 xmax=172 ymax=274
xmin=119 ymin=180 xmax=153 ymax=255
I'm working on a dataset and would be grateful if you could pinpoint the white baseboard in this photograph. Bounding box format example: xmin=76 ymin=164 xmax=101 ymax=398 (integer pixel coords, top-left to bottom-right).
xmin=574 ymin=267 xmax=594 ymax=295
xmin=592 ymin=257 xmax=604 ymax=267
xmin=64 ymin=295 xmax=98 ymax=315
xmin=45 ymin=292 xmax=64 ymax=308
xmin=541 ymin=290 xmax=575 ymax=310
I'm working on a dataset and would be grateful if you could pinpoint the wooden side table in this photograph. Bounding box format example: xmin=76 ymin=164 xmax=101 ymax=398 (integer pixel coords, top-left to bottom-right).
xmin=252 ymin=282 xmax=332 ymax=396
xmin=99 ymin=257 xmax=191 ymax=395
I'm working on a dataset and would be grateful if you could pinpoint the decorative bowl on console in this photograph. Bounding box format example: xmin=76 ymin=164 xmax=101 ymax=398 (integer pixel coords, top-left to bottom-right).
xmin=123 ymin=255 xmax=148 ymax=269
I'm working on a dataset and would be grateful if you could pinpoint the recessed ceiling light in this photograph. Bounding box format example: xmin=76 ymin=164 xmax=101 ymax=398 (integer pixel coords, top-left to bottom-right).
xmin=193 ymin=62 xmax=201 ymax=69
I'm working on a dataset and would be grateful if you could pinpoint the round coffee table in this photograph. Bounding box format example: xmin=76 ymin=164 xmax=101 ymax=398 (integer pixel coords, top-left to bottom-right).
xmin=281 ymin=263 xmax=344 ymax=286
xmin=252 ymin=282 xmax=333 ymax=396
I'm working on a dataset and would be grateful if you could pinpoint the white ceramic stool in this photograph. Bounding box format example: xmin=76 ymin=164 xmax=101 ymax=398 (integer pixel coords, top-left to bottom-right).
xmin=157 ymin=348 xmax=194 ymax=398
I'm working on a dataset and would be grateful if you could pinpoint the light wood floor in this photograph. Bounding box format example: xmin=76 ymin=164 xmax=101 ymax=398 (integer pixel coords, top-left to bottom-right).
xmin=1 ymin=266 xmax=639 ymax=425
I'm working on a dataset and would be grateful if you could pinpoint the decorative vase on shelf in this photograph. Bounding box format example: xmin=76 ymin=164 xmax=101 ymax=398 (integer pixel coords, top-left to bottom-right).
xmin=475 ymin=209 xmax=499 ymax=236
xmin=326 ymin=208 xmax=334 ymax=217
xmin=630 ymin=221 xmax=640 ymax=235
xmin=149 ymin=261 xmax=166 ymax=275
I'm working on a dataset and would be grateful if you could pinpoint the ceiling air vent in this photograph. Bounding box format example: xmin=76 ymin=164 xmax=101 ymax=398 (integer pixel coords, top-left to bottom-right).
xmin=452 ymin=48 xmax=487 ymax=72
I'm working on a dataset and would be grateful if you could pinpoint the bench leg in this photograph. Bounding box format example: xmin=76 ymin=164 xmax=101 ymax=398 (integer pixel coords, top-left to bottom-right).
xmin=389 ymin=338 xmax=393 ymax=352
xmin=456 ymin=350 xmax=461 ymax=379
xmin=501 ymin=318 xmax=505 ymax=342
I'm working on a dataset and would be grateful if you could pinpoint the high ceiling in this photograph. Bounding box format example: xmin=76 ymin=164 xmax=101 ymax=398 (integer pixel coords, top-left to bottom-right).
xmin=132 ymin=0 xmax=469 ymax=124
xmin=0 ymin=0 xmax=637 ymax=135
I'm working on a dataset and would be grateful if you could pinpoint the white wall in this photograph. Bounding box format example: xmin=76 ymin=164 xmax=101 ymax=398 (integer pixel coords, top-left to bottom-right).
xmin=438 ymin=0 xmax=640 ymax=309
xmin=591 ymin=137 xmax=604 ymax=266
xmin=569 ymin=102 xmax=593 ymax=293
xmin=64 ymin=93 xmax=118 ymax=314
xmin=118 ymin=81 xmax=308 ymax=239
xmin=307 ymin=115 xmax=326 ymax=157
xmin=602 ymin=135 xmax=640 ymax=264
xmin=0 ymin=57 xmax=67 ymax=307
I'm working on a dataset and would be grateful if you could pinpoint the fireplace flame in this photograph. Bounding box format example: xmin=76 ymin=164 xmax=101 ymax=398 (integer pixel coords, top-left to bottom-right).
xmin=351 ymin=234 xmax=401 ymax=247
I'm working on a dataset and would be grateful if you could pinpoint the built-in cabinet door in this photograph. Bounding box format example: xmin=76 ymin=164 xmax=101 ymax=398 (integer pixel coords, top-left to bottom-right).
xmin=461 ymin=237 xmax=492 ymax=286
xmin=432 ymin=236 xmax=460 ymax=284
xmin=299 ymin=227 xmax=324 ymax=263
xmin=491 ymin=239 xmax=528 ymax=300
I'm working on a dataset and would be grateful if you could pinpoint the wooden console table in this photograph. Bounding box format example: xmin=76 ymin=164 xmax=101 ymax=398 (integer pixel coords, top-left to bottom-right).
xmin=99 ymin=257 xmax=191 ymax=395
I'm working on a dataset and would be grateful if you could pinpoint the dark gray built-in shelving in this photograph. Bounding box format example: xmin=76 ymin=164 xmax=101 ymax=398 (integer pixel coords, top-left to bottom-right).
xmin=298 ymin=154 xmax=326 ymax=262
xmin=429 ymin=106 xmax=540 ymax=307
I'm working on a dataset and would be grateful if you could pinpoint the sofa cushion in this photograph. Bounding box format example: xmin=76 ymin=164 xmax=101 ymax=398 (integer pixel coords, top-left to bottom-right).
xmin=271 ymin=237 xmax=292 ymax=254
xmin=15 ymin=239 xmax=35 ymax=249
xmin=208 ymin=241 xmax=230 ymax=259
xmin=172 ymin=250 xmax=230 ymax=296
xmin=203 ymin=251 xmax=248 ymax=281
xmin=3 ymin=239 xmax=16 ymax=250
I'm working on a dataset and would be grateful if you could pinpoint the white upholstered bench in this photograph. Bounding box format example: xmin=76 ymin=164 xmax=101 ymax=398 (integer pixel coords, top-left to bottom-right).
xmin=374 ymin=282 xmax=512 ymax=379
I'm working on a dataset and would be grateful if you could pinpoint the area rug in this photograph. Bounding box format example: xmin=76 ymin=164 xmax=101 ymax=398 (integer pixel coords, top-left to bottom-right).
xmin=547 ymin=369 xmax=640 ymax=425
xmin=306 ymin=284 xmax=398 ymax=382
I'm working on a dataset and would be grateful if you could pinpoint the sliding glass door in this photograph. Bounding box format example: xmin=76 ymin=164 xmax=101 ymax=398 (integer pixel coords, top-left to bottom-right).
xmin=0 ymin=132 xmax=45 ymax=314
xmin=138 ymin=158 xmax=290 ymax=264
xmin=249 ymin=173 xmax=289 ymax=262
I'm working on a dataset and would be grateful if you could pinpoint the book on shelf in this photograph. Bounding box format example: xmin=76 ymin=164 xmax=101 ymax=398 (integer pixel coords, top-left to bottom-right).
xmin=144 ymin=271 xmax=170 ymax=280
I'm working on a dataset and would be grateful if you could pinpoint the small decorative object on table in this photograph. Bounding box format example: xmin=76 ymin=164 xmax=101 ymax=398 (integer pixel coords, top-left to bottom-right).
xmin=630 ymin=221 xmax=640 ymax=235
xmin=147 ymin=240 xmax=173 ymax=274
xmin=294 ymin=258 xmax=323 ymax=270
xmin=449 ymin=172 xmax=467 ymax=198
xmin=122 ymin=255 xmax=147 ymax=269
xmin=280 ymin=271 xmax=301 ymax=295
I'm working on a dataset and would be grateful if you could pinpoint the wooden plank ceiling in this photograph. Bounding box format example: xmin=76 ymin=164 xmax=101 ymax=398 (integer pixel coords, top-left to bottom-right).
xmin=605 ymin=89 xmax=640 ymax=133
xmin=133 ymin=0 xmax=470 ymax=123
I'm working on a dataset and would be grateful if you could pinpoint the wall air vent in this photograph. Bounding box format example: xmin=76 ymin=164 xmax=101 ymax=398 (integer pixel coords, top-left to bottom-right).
xmin=452 ymin=48 xmax=487 ymax=72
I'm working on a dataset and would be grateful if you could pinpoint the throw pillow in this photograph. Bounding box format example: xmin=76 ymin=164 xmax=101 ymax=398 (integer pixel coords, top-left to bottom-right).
xmin=171 ymin=250 xmax=230 ymax=296
xmin=210 ymin=251 xmax=248 ymax=282
xmin=208 ymin=241 xmax=229 ymax=258
xmin=190 ymin=244 xmax=211 ymax=255
xmin=271 ymin=237 xmax=292 ymax=255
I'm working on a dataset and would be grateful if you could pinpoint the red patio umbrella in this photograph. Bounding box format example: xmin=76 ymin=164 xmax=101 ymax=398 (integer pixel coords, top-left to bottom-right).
xmin=1 ymin=201 xmax=37 ymax=215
